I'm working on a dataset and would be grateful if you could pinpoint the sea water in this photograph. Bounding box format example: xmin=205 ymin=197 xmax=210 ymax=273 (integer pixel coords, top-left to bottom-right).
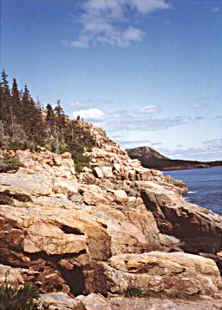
xmin=163 ymin=166 xmax=222 ymax=215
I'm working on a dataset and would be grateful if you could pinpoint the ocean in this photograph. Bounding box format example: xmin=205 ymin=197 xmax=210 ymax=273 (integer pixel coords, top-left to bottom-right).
xmin=163 ymin=166 xmax=222 ymax=215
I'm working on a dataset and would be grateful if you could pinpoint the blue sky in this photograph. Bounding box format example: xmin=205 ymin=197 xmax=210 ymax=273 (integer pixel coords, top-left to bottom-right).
xmin=1 ymin=0 xmax=222 ymax=160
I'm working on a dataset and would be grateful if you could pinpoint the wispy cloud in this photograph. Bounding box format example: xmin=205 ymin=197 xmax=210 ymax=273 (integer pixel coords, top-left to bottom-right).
xmin=203 ymin=138 xmax=222 ymax=149
xmin=69 ymin=0 xmax=170 ymax=47
xmin=73 ymin=108 xmax=104 ymax=120
xmin=140 ymin=105 xmax=158 ymax=113
xmin=157 ymin=138 xmax=222 ymax=161
xmin=104 ymin=114 xmax=188 ymax=133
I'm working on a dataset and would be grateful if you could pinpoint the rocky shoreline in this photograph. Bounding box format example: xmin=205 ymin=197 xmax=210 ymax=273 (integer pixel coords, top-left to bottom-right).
xmin=0 ymin=122 xmax=222 ymax=309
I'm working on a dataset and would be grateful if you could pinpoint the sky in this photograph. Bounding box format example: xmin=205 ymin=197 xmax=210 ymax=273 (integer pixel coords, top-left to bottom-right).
xmin=1 ymin=0 xmax=222 ymax=161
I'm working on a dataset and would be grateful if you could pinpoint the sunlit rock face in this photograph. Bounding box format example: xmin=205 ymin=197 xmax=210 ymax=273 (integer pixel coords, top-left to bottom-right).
xmin=94 ymin=251 xmax=222 ymax=298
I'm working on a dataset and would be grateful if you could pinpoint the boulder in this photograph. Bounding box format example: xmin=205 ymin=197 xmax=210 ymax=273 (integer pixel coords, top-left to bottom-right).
xmin=141 ymin=182 xmax=222 ymax=254
xmin=23 ymin=222 xmax=86 ymax=255
xmin=53 ymin=177 xmax=78 ymax=195
xmin=109 ymin=189 xmax=128 ymax=203
xmin=93 ymin=167 xmax=104 ymax=178
xmin=81 ymin=185 xmax=110 ymax=206
xmin=101 ymin=166 xmax=113 ymax=178
xmin=40 ymin=292 xmax=85 ymax=310
xmin=136 ymin=168 xmax=153 ymax=181
xmin=0 ymin=204 xmax=111 ymax=261
xmin=0 ymin=204 xmax=111 ymax=294
xmin=0 ymin=172 xmax=53 ymax=197
xmin=109 ymin=296 xmax=222 ymax=310
xmin=94 ymin=252 xmax=222 ymax=298
xmin=76 ymin=293 xmax=112 ymax=310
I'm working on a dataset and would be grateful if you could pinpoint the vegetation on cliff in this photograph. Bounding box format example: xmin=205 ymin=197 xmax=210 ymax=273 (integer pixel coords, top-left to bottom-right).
xmin=0 ymin=70 xmax=96 ymax=172
xmin=0 ymin=274 xmax=40 ymax=310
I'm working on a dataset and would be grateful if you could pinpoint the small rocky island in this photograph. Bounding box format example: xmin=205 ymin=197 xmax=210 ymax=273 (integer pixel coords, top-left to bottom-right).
xmin=127 ymin=146 xmax=222 ymax=171
xmin=1 ymin=122 xmax=222 ymax=309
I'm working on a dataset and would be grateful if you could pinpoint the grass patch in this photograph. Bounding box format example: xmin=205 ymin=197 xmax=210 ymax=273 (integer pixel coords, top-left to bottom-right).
xmin=0 ymin=273 xmax=40 ymax=310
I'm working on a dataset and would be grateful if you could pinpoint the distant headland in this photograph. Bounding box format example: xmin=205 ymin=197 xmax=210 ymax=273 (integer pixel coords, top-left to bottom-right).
xmin=127 ymin=146 xmax=222 ymax=171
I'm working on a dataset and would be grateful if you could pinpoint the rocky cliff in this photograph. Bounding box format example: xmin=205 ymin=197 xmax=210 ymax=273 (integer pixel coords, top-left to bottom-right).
xmin=0 ymin=122 xmax=222 ymax=310
xmin=127 ymin=146 xmax=222 ymax=171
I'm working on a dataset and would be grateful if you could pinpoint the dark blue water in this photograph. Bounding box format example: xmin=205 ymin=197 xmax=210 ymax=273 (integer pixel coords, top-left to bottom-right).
xmin=163 ymin=166 xmax=222 ymax=215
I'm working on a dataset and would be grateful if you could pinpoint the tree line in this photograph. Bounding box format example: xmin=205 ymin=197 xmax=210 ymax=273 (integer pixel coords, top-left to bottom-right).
xmin=0 ymin=70 xmax=95 ymax=171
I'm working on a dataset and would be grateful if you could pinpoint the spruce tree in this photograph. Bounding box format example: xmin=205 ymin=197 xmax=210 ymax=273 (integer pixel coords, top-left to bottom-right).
xmin=0 ymin=70 xmax=11 ymax=125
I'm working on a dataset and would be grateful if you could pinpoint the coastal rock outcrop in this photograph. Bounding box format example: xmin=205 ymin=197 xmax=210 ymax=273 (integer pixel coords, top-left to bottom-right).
xmin=141 ymin=182 xmax=222 ymax=254
xmin=0 ymin=122 xmax=222 ymax=308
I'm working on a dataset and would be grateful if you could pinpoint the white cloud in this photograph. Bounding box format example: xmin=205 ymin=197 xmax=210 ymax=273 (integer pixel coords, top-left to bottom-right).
xmin=72 ymin=108 xmax=105 ymax=120
xmin=131 ymin=0 xmax=170 ymax=13
xmin=70 ymin=0 xmax=170 ymax=47
xmin=71 ymin=37 xmax=89 ymax=48
xmin=141 ymin=105 xmax=158 ymax=113
xmin=123 ymin=26 xmax=144 ymax=42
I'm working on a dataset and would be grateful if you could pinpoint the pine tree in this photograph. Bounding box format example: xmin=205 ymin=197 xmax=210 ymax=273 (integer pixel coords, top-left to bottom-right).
xmin=10 ymin=78 xmax=20 ymax=137
xmin=54 ymin=100 xmax=66 ymax=130
xmin=54 ymin=100 xmax=66 ymax=153
xmin=1 ymin=70 xmax=10 ymax=97
xmin=11 ymin=78 xmax=19 ymax=101
xmin=46 ymin=104 xmax=55 ymax=128
xmin=0 ymin=70 xmax=11 ymax=125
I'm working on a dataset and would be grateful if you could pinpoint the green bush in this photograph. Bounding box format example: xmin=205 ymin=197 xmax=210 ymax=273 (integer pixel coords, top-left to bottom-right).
xmin=71 ymin=150 xmax=91 ymax=173
xmin=58 ymin=143 xmax=69 ymax=154
xmin=3 ymin=154 xmax=24 ymax=168
xmin=0 ymin=275 xmax=40 ymax=310
xmin=124 ymin=287 xmax=144 ymax=297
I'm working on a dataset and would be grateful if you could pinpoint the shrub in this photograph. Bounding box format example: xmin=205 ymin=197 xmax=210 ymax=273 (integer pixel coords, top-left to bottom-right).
xmin=0 ymin=274 xmax=40 ymax=310
xmin=124 ymin=287 xmax=144 ymax=297
xmin=71 ymin=150 xmax=91 ymax=173
xmin=58 ymin=143 xmax=69 ymax=154
xmin=3 ymin=154 xmax=24 ymax=168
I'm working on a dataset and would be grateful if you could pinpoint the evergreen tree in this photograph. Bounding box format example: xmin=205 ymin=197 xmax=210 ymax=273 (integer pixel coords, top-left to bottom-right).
xmin=0 ymin=70 xmax=11 ymax=125
xmin=1 ymin=70 xmax=10 ymax=97
xmin=54 ymin=100 xmax=66 ymax=153
xmin=46 ymin=104 xmax=55 ymax=128
xmin=11 ymin=78 xmax=19 ymax=102
xmin=0 ymin=70 xmax=14 ymax=146
xmin=54 ymin=100 xmax=66 ymax=130
xmin=10 ymin=78 xmax=20 ymax=136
